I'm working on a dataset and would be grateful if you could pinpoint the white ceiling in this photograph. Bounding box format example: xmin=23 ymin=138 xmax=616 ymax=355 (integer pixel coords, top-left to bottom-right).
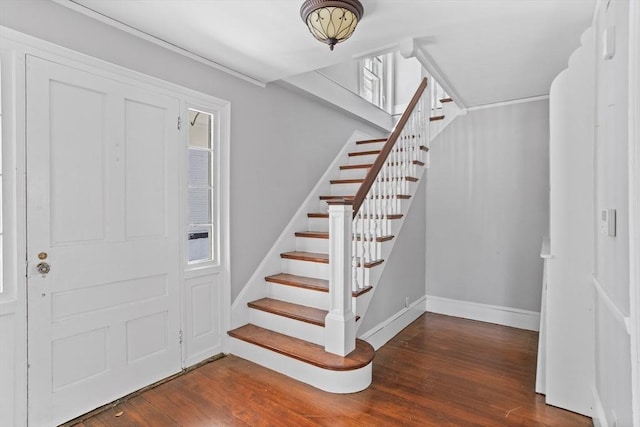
xmin=66 ymin=0 xmax=595 ymax=107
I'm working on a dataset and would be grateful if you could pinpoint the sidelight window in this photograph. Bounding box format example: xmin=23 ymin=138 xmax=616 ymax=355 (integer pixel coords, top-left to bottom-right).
xmin=187 ymin=109 xmax=216 ymax=264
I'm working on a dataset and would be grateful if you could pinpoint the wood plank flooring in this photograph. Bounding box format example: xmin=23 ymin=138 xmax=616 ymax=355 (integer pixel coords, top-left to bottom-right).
xmin=69 ymin=313 xmax=592 ymax=426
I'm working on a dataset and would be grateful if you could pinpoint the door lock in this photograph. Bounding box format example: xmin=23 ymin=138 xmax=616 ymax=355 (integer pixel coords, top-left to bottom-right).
xmin=36 ymin=262 xmax=51 ymax=275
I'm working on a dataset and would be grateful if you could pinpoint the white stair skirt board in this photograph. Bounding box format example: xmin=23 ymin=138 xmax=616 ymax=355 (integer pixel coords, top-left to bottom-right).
xmin=426 ymin=295 xmax=540 ymax=332
xmin=229 ymin=337 xmax=372 ymax=394
xmin=591 ymin=386 xmax=607 ymax=427
xmin=359 ymin=296 xmax=427 ymax=350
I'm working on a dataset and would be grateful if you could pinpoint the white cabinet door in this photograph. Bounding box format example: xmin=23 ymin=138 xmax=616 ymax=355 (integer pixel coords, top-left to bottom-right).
xmin=26 ymin=56 xmax=181 ymax=426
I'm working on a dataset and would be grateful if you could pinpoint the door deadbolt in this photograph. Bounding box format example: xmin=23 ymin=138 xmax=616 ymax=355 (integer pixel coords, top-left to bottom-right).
xmin=36 ymin=262 xmax=51 ymax=275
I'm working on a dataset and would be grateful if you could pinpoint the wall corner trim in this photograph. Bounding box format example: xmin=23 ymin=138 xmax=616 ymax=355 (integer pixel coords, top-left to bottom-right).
xmin=591 ymin=386 xmax=608 ymax=427
xmin=425 ymin=295 xmax=541 ymax=331
xmin=592 ymin=275 xmax=632 ymax=335
xmin=358 ymin=296 xmax=427 ymax=350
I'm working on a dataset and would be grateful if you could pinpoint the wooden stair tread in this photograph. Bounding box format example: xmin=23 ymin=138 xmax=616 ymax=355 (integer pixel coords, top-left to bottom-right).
xmin=295 ymin=230 xmax=329 ymax=239
xmin=330 ymin=178 xmax=365 ymax=185
xmin=320 ymin=194 xmax=410 ymax=201
xmin=319 ymin=195 xmax=355 ymax=201
xmin=389 ymin=160 xmax=425 ymax=167
xmin=348 ymin=150 xmax=380 ymax=157
xmin=340 ymin=164 xmax=372 ymax=170
xmin=281 ymin=251 xmax=328 ymax=263
xmin=265 ymin=273 xmax=373 ymax=297
xmin=228 ymin=324 xmax=375 ymax=371
xmin=356 ymin=259 xmax=385 ymax=268
xmin=307 ymin=212 xmax=403 ymax=220
xmin=357 ymin=234 xmax=394 ymax=242
xmin=430 ymin=115 xmax=445 ymax=121
xmin=266 ymin=273 xmax=329 ymax=292
xmin=396 ymin=145 xmax=429 ymax=152
xmin=382 ymin=176 xmax=419 ymax=182
xmin=248 ymin=298 xmax=327 ymax=326
xmin=295 ymin=231 xmax=394 ymax=243
xmin=356 ymin=138 xmax=387 ymax=145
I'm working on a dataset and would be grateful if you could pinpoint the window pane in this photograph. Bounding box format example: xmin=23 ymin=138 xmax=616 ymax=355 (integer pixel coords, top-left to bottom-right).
xmin=188 ymin=188 xmax=212 ymax=224
xmin=188 ymin=149 xmax=211 ymax=187
xmin=188 ymin=110 xmax=212 ymax=149
xmin=187 ymin=226 xmax=212 ymax=262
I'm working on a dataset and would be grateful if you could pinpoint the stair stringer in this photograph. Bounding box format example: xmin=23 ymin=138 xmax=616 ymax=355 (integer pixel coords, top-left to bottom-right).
xmin=351 ymin=156 xmax=428 ymax=331
xmin=228 ymin=130 xmax=376 ymax=336
xmin=431 ymin=100 xmax=464 ymax=140
xmin=353 ymin=114 xmax=463 ymax=329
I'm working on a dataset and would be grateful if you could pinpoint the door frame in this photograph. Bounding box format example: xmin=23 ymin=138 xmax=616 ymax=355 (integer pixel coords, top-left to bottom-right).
xmin=0 ymin=25 xmax=231 ymax=426
xmin=628 ymin=1 xmax=640 ymax=425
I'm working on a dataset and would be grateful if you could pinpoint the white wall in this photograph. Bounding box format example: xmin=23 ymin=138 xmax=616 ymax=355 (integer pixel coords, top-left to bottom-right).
xmin=592 ymin=0 xmax=634 ymax=425
xmin=425 ymin=100 xmax=549 ymax=313
xmin=393 ymin=52 xmax=422 ymax=114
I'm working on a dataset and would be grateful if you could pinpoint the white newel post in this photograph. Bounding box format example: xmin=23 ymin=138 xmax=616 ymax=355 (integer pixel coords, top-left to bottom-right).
xmin=325 ymin=200 xmax=356 ymax=356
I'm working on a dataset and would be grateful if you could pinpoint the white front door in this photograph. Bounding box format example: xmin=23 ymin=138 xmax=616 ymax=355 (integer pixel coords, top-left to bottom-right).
xmin=26 ymin=56 xmax=182 ymax=426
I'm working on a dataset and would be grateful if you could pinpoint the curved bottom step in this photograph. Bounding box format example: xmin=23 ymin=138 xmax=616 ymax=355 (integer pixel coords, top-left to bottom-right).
xmin=228 ymin=324 xmax=374 ymax=394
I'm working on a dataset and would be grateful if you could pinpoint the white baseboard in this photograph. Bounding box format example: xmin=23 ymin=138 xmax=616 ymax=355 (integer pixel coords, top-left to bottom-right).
xmin=359 ymin=296 xmax=426 ymax=350
xmin=426 ymin=295 xmax=541 ymax=331
xmin=592 ymin=386 xmax=608 ymax=427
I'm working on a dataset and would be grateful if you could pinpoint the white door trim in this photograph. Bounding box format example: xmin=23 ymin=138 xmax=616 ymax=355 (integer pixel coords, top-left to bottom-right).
xmin=0 ymin=47 xmax=28 ymax=427
xmin=628 ymin=1 xmax=640 ymax=425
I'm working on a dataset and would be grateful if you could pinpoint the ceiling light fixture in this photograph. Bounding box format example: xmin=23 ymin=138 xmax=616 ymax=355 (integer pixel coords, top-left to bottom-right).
xmin=300 ymin=0 xmax=364 ymax=51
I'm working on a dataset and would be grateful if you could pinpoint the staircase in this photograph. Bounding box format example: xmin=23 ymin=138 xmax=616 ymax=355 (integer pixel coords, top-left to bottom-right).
xmin=228 ymin=77 xmax=458 ymax=393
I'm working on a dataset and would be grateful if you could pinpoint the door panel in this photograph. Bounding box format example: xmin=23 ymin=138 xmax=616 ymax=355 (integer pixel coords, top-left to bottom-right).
xmin=26 ymin=56 xmax=181 ymax=426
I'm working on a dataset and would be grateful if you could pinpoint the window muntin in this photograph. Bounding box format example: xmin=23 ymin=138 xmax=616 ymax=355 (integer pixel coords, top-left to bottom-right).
xmin=361 ymin=55 xmax=385 ymax=109
xmin=187 ymin=109 xmax=216 ymax=264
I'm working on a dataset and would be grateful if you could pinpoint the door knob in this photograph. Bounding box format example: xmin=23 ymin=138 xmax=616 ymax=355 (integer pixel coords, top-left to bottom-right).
xmin=36 ymin=262 xmax=51 ymax=275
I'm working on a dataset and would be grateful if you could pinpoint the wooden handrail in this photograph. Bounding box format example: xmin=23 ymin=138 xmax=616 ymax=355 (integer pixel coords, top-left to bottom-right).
xmin=351 ymin=77 xmax=428 ymax=218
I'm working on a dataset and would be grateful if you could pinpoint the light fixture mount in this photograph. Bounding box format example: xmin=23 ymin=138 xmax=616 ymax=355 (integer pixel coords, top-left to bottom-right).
xmin=300 ymin=0 xmax=364 ymax=51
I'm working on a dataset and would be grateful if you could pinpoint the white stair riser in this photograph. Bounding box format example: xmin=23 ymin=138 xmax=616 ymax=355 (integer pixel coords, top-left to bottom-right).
xmin=339 ymin=168 xmax=369 ymax=180
xmin=356 ymin=142 xmax=386 ymax=150
xmin=348 ymin=153 xmax=378 ymax=165
xmin=296 ymin=236 xmax=329 ymax=253
xmin=249 ymin=309 xmax=325 ymax=346
xmin=323 ymin=199 xmax=408 ymax=213
xmin=282 ymin=258 xmax=329 ymax=279
xmin=308 ymin=217 xmax=329 ymax=232
xmin=229 ymin=338 xmax=373 ymax=393
xmin=268 ymin=282 xmax=329 ymax=310
xmin=330 ymin=182 xmax=361 ymax=196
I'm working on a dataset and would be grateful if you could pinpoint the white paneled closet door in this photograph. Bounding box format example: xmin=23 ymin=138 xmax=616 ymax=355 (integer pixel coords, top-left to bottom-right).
xmin=26 ymin=56 xmax=181 ymax=426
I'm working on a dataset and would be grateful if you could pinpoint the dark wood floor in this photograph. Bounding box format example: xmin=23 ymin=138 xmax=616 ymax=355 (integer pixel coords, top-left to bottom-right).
xmin=71 ymin=313 xmax=592 ymax=426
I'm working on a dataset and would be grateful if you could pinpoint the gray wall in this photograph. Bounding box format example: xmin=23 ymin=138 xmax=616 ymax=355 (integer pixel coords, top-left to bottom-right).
xmin=359 ymin=177 xmax=427 ymax=332
xmin=0 ymin=2 xmax=384 ymax=300
xmin=426 ymin=100 xmax=549 ymax=312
